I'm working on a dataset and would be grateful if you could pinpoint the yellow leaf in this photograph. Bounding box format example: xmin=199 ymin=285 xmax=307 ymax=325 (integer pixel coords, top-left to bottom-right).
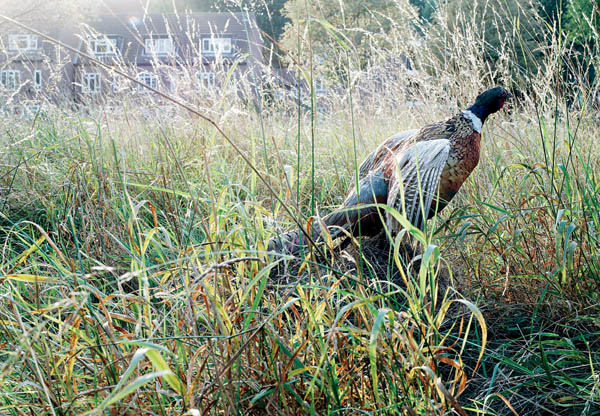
xmin=289 ymin=367 xmax=310 ymax=377
xmin=3 ymin=274 xmax=52 ymax=282
xmin=145 ymin=349 xmax=185 ymax=395
xmin=9 ymin=235 xmax=46 ymax=273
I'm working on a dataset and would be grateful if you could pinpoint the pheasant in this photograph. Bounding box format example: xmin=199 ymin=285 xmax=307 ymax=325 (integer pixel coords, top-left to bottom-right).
xmin=269 ymin=87 xmax=511 ymax=255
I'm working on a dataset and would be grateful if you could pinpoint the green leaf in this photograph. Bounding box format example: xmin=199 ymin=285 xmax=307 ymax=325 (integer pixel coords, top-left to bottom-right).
xmin=369 ymin=308 xmax=391 ymax=403
xmin=145 ymin=348 xmax=185 ymax=395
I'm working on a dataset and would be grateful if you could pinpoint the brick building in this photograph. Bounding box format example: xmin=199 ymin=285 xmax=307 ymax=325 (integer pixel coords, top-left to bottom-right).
xmin=0 ymin=10 xmax=264 ymax=111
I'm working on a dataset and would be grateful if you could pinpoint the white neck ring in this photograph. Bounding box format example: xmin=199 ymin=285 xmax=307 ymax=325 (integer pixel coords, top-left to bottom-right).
xmin=462 ymin=110 xmax=482 ymax=133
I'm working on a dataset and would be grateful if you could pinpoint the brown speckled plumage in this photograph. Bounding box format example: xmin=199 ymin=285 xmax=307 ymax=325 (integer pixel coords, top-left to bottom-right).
xmin=269 ymin=87 xmax=511 ymax=256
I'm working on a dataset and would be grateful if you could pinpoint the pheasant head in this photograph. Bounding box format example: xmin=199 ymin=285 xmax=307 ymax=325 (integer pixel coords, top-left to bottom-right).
xmin=465 ymin=86 xmax=512 ymax=126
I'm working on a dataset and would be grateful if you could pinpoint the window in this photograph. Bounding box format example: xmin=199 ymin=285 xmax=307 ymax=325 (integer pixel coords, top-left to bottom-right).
xmin=8 ymin=34 xmax=38 ymax=51
xmin=34 ymin=70 xmax=42 ymax=90
xmin=195 ymin=71 xmax=215 ymax=87
xmin=112 ymin=75 xmax=121 ymax=93
xmin=24 ymin=104 xmax=41 ymax=118
xmin=1 ymin=70 xmax=21 ymax=90
xmin=144 ymin=37 xmax=174 ymax=56
xmin=90 ymin=37 xmax=117 ymax=56
xmin=137 ymin=72 xmax=158 ymax=91
xmin=82 ymin=72 xmax=101 ymax=94
xmin=314 ymin=78 xmax=327 ymax=96
xmin=202 ymin=37 xmax=232 ymax=55
xmin=272 ymin=88 xmax=286 ymax=101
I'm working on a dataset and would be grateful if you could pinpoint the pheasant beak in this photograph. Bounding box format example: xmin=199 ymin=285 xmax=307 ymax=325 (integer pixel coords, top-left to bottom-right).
xmin=499 ymin=92 xmax=512 ymax=110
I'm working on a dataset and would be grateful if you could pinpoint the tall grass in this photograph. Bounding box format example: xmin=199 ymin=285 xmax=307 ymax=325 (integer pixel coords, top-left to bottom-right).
xmin=1 ymin=1 xmax=599 ymax=415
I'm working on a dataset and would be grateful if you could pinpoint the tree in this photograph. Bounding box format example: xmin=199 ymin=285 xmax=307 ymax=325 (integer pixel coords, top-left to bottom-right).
xmin=564 ymin=0 xmax=599 ymax=43
xmin=562 ymin=0 xmax=599 ymax=86
xmin=409 ymin=0 xmax=440 ymax=23
xmin=0 ymin=0 xmax=94 ymax=28
xmin=427 ymin=0 xmax=547 ymax=82
xmin=537 ymin=0 xmax=568 ymax=26
xmin=279 ymin=0 xmax=418 ymax=74
xmin=184 ymin=0 xmax=288 ymax=42
xmin=165 ymin=0 xmax=288 ymax=65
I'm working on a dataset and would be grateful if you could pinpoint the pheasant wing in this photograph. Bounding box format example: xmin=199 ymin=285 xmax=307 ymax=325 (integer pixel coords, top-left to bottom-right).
xmin=358 ymin=129 xmax=420 ymax=178
xmin=386 ymin=139 xmax=450 ymax=233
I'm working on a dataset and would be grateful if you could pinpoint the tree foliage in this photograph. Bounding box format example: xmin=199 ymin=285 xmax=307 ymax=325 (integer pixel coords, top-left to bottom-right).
xmin=186 ymin=0 xmax=289 ymax=41
xmin=428 ymin=0 xmax=547 ymax=80
xmin=564 ymin=0 xmax=599 ymax=43
xmin=279 ymin=0 xmax=418 ymax=71
xmin=409 ymin=0 xmax=440 ymax=22
xmin=537 ymin=0 xmax=567 ymax=25
xmin=562 ymin=0 xmax=599 ymax=86
xmin=0 ymin=0 xmax=95 ymax=27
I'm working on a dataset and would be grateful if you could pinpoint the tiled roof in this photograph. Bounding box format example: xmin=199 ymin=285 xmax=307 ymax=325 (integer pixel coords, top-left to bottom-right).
xmin=72 ymin=12 xmax=262 ymax=66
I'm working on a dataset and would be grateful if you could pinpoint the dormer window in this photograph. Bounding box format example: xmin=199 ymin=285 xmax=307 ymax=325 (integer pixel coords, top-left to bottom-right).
xmin=90 ymin=37 xmax=118 ymax=56
xmin=144 ymin=36 xmax=174 ymax=56
xmin=201 ymin=37 xmax=232 ymax=56
xmin=8 ymin=34 xmax=38 ymax=52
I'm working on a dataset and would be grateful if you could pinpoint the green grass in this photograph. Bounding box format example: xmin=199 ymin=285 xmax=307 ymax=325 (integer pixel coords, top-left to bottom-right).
xmin=1 ymin=106 xmax=474 ymax=414
xmin=1 ymin=96 xmax=599 ymax=415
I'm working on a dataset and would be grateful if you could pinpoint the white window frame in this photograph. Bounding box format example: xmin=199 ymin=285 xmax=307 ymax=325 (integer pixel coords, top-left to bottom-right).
xmin=137 ymin=72 xmax=158 ymax=91
xmin=90 ymin=37 xmax=117 ymax=56
xmin=8 ymin=34 xmax=38 ymax=51
xmin=201 ymin=37 xmax=232 ymax=56
xmin=144 ymin=36 xmax=174 ymax=56
xmin=195 ymin=71 xmax=215 ymax=87
xmin=112 ymin=74 xmax=121 ymax=93
xmin=272 ymin=88 xmax=286 ymax=101
xmin=33 ymin=70 xmax=42 ymax=90
xmin=288 ymin=86 xmax=301 ymax=98
xmin=82 ymin=72 xmax=101 ymax=94
xmin=314 ymin=78 xmax=327 ymax=96
xmin=1 ymin=70 xmax=21 ymax=90
xmin=24 ymin=104 xmax=41 ymax=118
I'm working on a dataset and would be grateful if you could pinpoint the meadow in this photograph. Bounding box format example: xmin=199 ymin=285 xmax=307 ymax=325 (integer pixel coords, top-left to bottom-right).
xmin=1 ymin=3 xmax=600 ymax=415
